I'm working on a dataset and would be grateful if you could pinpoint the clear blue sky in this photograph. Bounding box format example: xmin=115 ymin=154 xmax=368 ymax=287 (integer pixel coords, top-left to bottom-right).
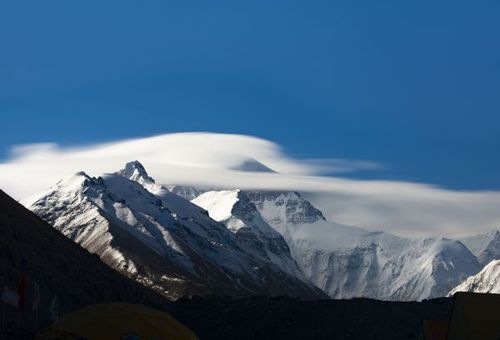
xmin=1 ymin=0 xmax=499 ymax=189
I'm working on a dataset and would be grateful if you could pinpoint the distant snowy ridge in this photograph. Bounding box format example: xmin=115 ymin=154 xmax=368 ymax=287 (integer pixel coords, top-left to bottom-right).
xmin=459 ymin=230 xmax=500 ymax=266
xmin=188 ymin=189 xmax=482 ymax=301
xmin=449 ymin=260 xmax=500 ymax=295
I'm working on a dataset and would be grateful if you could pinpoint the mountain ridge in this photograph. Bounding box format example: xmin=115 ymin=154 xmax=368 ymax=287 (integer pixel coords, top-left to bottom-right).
xmin=226 ymin=190 xmax=481 ymax=300
xmin=459 ymin=230 xmax=500 ymax=266
xmin=23 ymin=160 xmax=499 ymax=302
xmin=25 ymin=162 xmax=325 ymax=300
xmin=449 ymin=259 xmax=500 ymax=295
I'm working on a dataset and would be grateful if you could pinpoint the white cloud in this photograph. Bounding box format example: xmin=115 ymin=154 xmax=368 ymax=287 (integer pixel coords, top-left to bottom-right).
xmin=1 ymin=132 xmax=499 ymax=238
xmin=300 ymin=158 xmax=384 ymax=174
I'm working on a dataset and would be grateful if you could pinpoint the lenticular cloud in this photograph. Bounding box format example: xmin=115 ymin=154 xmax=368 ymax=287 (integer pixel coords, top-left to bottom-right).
xmin=1 ymin=132 xmax=500 ymax=238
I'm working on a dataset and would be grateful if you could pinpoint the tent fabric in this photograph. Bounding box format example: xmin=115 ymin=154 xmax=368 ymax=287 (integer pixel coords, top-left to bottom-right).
xmin=422 ymin=320 xmax=449 ymax=340
xmin=447 ymin=292 xmax=500 ymax=340
xmin=36 ymin=303 xmax=198 ymax=340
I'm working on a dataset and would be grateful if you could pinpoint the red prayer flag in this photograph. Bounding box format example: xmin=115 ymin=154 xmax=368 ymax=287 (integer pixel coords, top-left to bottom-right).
xmin=17 ymin=275 xmax=26 ymax=310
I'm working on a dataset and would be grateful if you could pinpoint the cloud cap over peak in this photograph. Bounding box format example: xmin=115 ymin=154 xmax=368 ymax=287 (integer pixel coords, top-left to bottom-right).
xmin=1 ymin=132 xmax=499 ymax=238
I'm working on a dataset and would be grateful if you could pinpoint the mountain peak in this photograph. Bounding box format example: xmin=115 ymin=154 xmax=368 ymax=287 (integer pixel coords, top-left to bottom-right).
xmin=230 ymin=158 xmax=276 ymax=173
xmin=117 ymin=160 xmax=155 ymax=184
xmin=21 ymin=171 xmax=94 ymax=207
xmin=245 ymin=190 xmax=325 ymax=225
xmin=192 ymin=190 xmax=241 ymax=221
xmin=449 ymin=259 xmax=500 ymax=295
xmin=56 ymin=171 xmax=94 ymax=191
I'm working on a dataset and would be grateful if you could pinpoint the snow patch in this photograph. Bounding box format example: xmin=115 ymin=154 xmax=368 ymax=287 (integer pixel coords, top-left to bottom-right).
xmin=192 ymin=190 xmax=240 ymax=222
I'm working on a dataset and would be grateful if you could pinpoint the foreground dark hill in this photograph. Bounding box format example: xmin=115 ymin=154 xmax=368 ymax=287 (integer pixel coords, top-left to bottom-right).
xmin=0 ymin=189 xmax=166 ymax=338
xmin=164 ymin=296 xmax=453 ymax=340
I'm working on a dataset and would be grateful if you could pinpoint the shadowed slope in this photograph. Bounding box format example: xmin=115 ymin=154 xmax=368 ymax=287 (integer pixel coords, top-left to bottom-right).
xmin=0 ymin=189 xmax=166 ymax=338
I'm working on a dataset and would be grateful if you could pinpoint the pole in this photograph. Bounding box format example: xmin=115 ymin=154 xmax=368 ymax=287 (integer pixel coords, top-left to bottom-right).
xmin=16 ymin=309 xmax=21 ymax=340
xmin=1 ymin=303 xmax=5 ymax=339
xmin=34 ymin=301 xmax=38 ymax=333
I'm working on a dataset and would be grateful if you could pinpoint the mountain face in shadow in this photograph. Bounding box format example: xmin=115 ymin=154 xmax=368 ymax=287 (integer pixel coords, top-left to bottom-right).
xmin=0 ymin=189 xmax=166 ymax=338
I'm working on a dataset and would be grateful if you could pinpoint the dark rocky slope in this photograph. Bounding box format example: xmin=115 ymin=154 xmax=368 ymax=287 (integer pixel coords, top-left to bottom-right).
xmin=0 ymin=190 xmax=166 ymax=338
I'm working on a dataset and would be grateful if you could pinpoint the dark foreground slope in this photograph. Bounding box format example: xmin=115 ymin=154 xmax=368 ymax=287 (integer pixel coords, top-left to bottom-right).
xmin=0 ymin=190 xmax=166 ymax=338
xmin=164 ymin=296 xmax=453 ymax=340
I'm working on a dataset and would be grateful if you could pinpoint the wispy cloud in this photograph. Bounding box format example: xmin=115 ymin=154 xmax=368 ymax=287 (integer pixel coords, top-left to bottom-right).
xmin=300 ymin=158 xmax=384 ymax=175
xmin=1 ymin=132 xmax=498 ymax=238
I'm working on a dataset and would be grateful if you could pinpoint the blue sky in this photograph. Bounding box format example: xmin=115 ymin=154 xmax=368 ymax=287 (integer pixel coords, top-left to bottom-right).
xmin=1 ymin=0 xmax=499 ymax=189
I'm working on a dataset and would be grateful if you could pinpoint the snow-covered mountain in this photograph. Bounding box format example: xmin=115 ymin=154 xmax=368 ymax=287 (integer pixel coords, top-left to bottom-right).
xmin=24 ymin=160 xmax=489 ymax=302
xmin=25 ymin=161 xmax=325 ymax=300
xmin=226 ymin=157 xmax=277 ymax=173
xmin=165 ymin=185 xmax=207 ymax=201
xmin=459 ymin=230 xmax=500 ymax=266
xmin=245 ymin=191 xmax=326 ymax=227
xmin=192 ymin=190 xmax=305 ymax=279
xmin=449 ymin=260 xmax=500 ymax=295
xmin=205 ymin=190 xmax=481 ymax=300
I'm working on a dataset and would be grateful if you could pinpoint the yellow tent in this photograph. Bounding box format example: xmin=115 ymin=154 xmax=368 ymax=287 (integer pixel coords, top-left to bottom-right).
xmin=36 ymin=303 xmax=198 ymax=340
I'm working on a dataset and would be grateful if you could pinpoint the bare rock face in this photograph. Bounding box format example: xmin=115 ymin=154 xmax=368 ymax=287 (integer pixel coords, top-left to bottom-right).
xmin=245 ymin=191 xmax=325 ymax=226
